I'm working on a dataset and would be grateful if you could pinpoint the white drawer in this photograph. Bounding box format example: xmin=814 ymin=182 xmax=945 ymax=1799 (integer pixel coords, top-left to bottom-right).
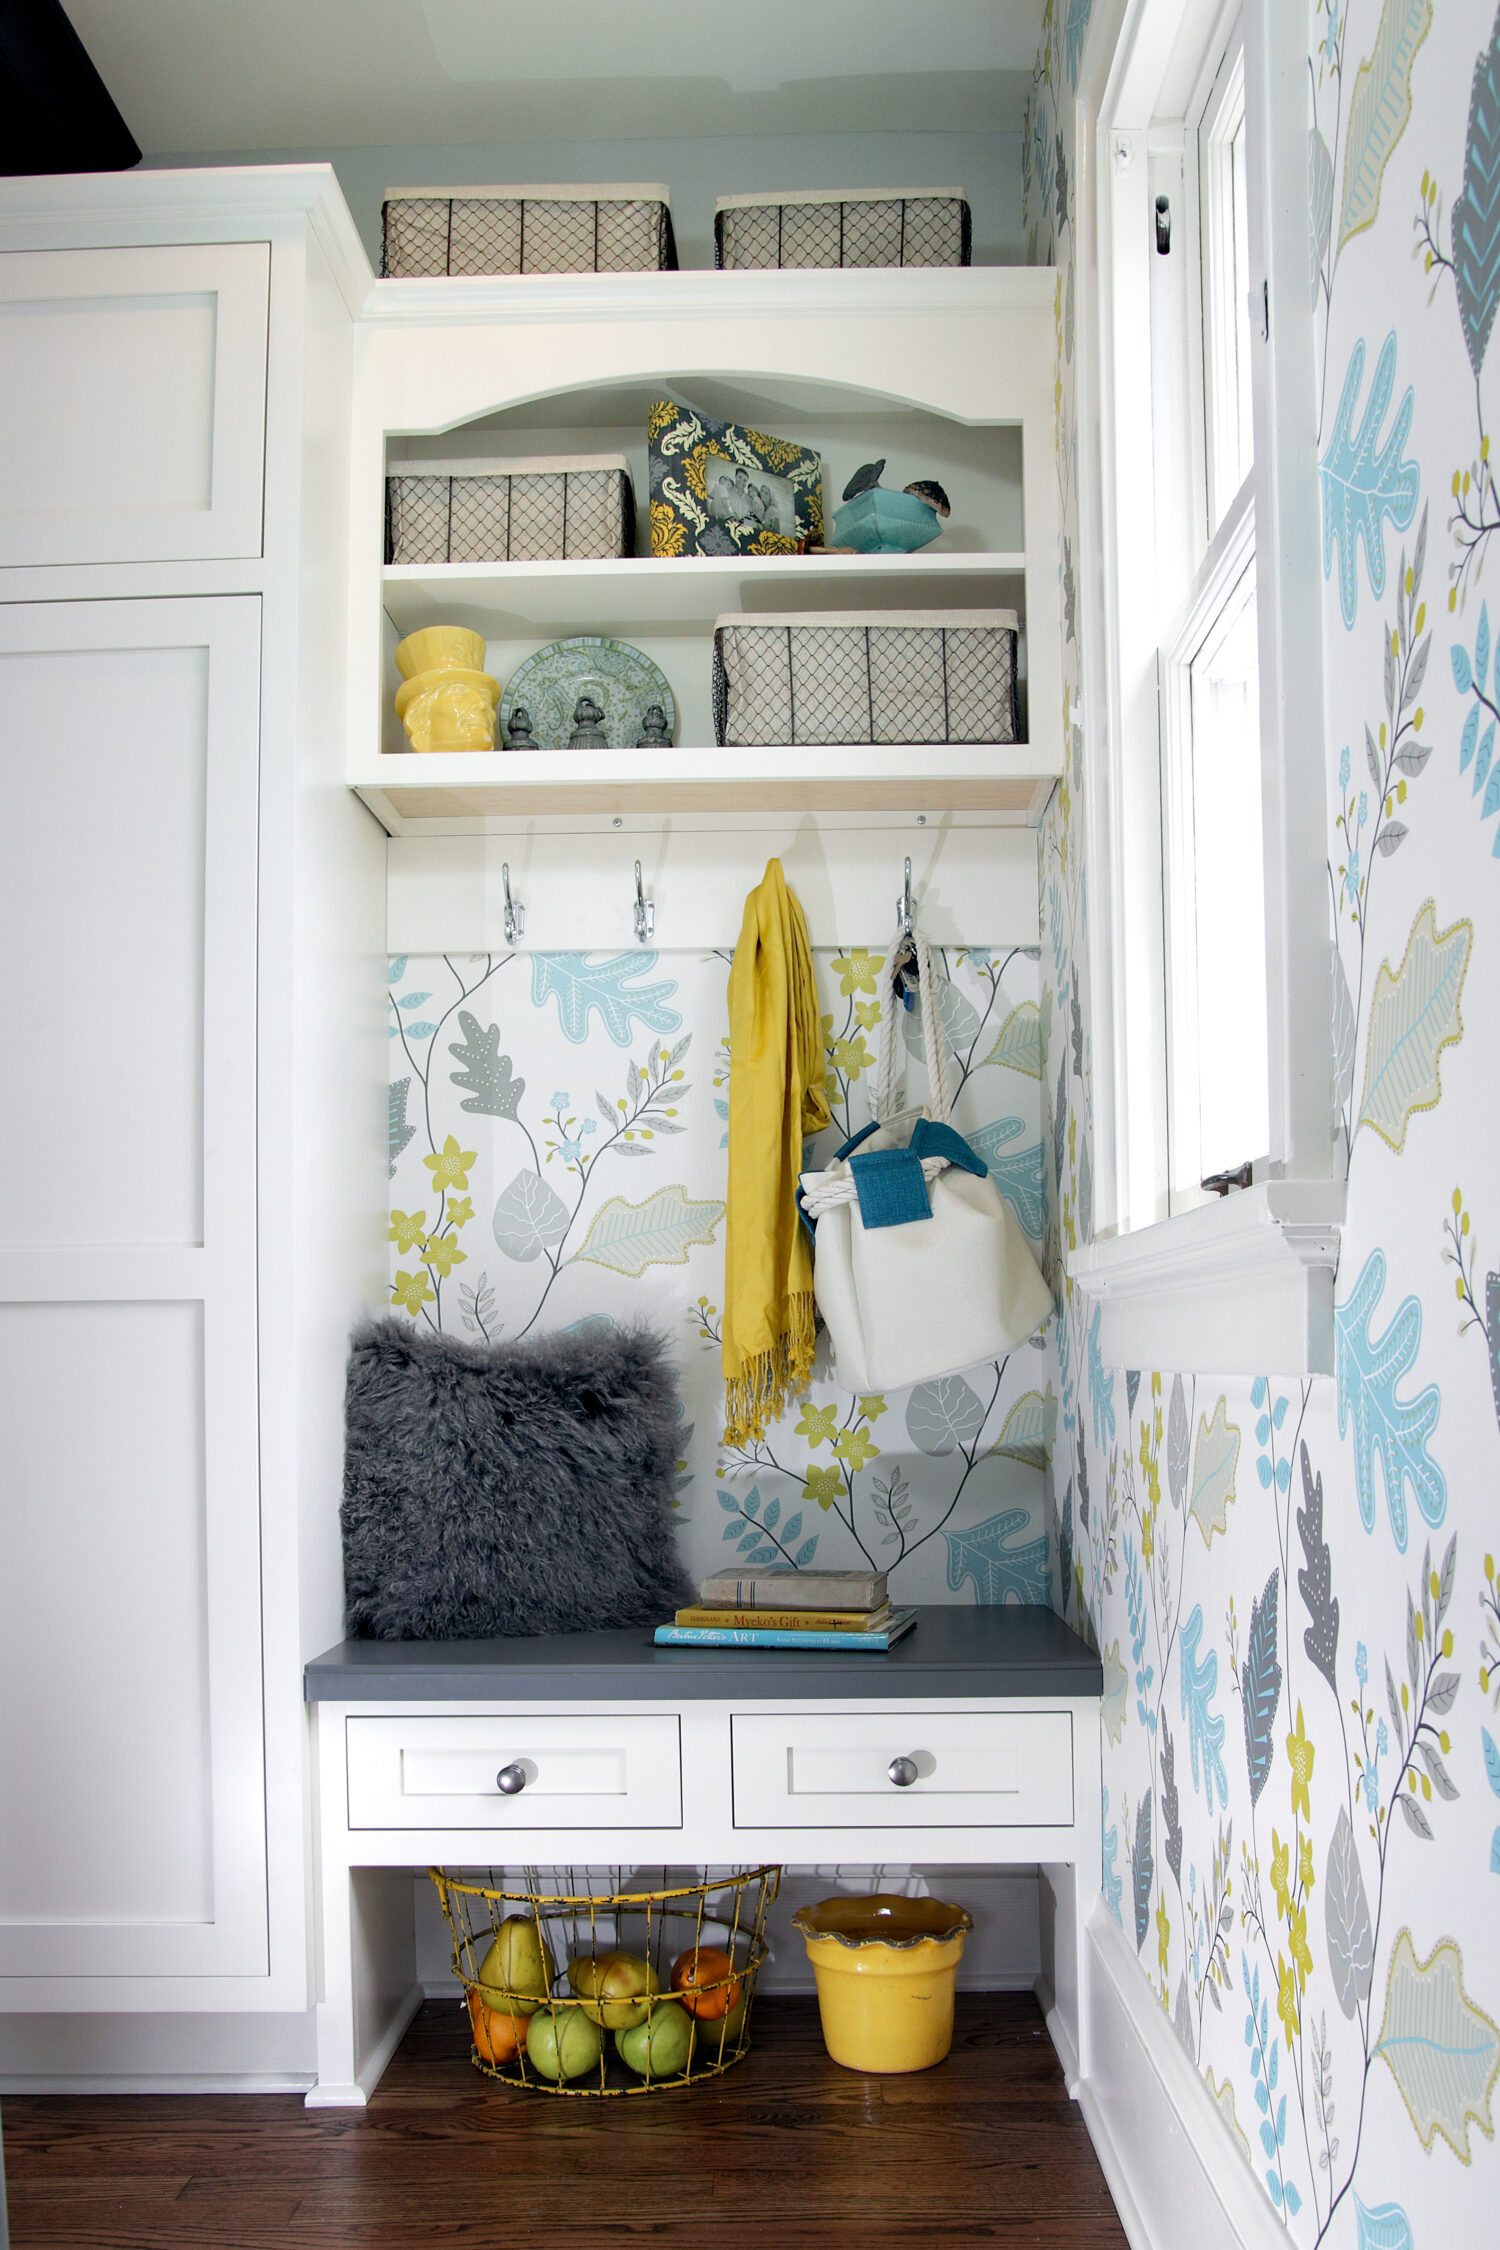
xmin=345 ymin=1714 xmax=682 ymax=1830
xmin=730 ymin=1710 xmax=1073 ymax=1829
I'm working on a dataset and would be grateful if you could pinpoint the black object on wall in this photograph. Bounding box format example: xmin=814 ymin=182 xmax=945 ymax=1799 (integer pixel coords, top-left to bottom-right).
xmin=0 ymin=0 xmax=140 ymax=174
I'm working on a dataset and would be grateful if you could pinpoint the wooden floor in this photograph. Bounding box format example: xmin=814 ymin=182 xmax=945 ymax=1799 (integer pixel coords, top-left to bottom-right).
xmin=3 ymin=1994 xmax=1127 ymax=2249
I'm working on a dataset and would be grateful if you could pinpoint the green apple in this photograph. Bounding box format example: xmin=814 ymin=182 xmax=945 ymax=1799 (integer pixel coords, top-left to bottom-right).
xmin=525 ymin=2003 xmax=604 ymax=2082
xmin=614 ymin=1998 xmax=696 ymax=2080
xmin=567 ymin=1949 xmax=661 ymax=2028
xmin=475 ymin=1916 xmax=554 ymax=2012
xmin=694 ymin=1983 xmax=750 ymax=2062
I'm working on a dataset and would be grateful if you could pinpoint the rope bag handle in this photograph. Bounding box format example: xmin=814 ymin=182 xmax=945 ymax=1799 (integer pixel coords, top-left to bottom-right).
xmin=874 ymin=926 xmax=952 ymax=1126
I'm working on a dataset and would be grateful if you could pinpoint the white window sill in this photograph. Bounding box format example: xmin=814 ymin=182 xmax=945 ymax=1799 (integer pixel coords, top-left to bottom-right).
xmin=1066 ymin=1182 xmax=1345 ymax=1377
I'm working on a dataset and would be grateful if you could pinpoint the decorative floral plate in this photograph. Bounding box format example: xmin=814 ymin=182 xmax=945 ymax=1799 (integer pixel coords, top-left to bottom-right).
xmin=499 ymin=636 xmax=676 ymax=752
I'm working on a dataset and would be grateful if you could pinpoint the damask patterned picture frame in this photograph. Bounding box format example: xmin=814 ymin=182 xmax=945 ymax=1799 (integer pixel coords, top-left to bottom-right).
xmin=648 ymin=398 xmax=823 ymax=558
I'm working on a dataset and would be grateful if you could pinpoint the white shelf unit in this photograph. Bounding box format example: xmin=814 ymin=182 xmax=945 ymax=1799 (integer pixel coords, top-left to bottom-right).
xmin=347 ymin=268 xmax=1061 ymax=836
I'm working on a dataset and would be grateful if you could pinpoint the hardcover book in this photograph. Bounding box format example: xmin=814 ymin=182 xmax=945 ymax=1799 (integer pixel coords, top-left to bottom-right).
xmin=674 ymin=1604 xmax=893 ymax=1632
xmin=697 ymin=1568 xmax=888 ymax=1610
xmin=654 ymin=1609 xmax=917 ymax=1653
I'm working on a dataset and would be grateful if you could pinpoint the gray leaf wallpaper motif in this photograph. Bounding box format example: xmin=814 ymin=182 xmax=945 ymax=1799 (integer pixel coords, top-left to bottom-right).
xmin=1025 ymin=0 xmax=1500 ymax=2241
xmin=387 ymin=944 xmax=1055 ymax=1605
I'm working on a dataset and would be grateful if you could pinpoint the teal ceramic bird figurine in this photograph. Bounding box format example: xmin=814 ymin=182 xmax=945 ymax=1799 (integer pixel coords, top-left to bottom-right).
xmin=832 ymin=461 xmax=952 ymax=552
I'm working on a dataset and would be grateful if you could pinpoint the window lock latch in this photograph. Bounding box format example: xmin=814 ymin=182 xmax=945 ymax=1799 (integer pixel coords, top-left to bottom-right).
xmin=1201 ymin=1163 xmax=1254 ymax=1198
xmin=1154 ymin=194 xmax=1171 ymax=254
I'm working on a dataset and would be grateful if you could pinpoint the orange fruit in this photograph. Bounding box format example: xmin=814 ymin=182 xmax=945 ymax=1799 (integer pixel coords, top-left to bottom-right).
xmin=467 ymin=1986 xmax=528 ymax=2064
xmin=669 ymin=1945 xmax=742 ymax=2021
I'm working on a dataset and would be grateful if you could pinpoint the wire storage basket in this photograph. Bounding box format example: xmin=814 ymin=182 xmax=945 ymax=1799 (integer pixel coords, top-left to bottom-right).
xmin=430 ymin=1864 xmax=781 ymax=2095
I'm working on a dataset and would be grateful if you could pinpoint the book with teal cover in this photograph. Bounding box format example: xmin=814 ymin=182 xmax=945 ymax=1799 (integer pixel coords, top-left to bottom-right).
xmin=653 ymin=1608 xmax=917 ymax=1652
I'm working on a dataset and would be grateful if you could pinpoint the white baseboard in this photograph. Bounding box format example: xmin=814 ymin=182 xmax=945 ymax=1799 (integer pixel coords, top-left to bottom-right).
xmin=0 ymin=2007 xmax=317 ymax=2094
xmin=0 ymin=2072 xmax=315 ymax=2095
xmin=304 ymin=1981 xmax=424 ymax=2109
xmin=1077 ymin=1907 xmax=1286 ymax=2250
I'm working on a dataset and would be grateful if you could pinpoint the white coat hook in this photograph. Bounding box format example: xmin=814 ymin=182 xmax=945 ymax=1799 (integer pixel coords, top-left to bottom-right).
xmin=633 ymin=859 xmax=655 ymax=944
xmin=501 ymin=862 xmax=525 ymax=948
xmin=896 ymin=856 xmax=914 ymax=937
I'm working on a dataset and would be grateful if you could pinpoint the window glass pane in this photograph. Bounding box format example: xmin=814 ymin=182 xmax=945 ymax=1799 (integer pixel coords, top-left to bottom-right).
xmin=1202 ymin=48 xmax=1254 ymax=531
xmin=1188 ymin=566 xmax=1269 ymax=1176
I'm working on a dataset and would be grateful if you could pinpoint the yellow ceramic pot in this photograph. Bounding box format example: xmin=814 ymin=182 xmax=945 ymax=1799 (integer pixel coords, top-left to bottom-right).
xmin=395 ymin=665 xmax=500 ymax=753
xmin=792 ymin=1894 xmax=973 ymax=2073
xmin=395 ymin=625 xmax=488 ymax=680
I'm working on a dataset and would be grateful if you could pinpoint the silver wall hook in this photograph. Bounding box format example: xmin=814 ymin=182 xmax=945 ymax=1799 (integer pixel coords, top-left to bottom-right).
xmin=896 ymin=855 xmax=914 ymax=937
xmin=501 ymin=861 xmax=524 ymax=948
xmin=633 ymin=859 xmax=655 ymax=944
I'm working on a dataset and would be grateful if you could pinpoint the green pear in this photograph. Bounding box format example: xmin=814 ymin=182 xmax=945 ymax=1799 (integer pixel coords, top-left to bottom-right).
xmin=614 ymin=1998 xmax=696 ymax=2080
xmin=567 ymin=1949 xmax=660 ymax=2028
xmin=475 ymin=1915 xmax=554 ymax=2011
xmin=525 ymin=2003 xmax=604 ymax=2082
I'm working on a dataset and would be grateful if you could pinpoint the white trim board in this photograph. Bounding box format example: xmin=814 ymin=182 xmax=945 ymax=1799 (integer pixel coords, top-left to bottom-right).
xmin=1078 ymin=1906 xmax=1287 ymax=2250
xmin=387 ymin=823 xmax=1042 ymax=951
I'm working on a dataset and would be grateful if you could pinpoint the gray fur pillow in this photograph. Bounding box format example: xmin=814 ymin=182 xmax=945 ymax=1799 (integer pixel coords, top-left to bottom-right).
xmin=341 ymin=1318 xmax=692 ymax=1640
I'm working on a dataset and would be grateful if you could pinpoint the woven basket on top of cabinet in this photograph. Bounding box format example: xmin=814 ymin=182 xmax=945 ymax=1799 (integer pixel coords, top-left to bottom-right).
xmin=715 ymin=189 xmax=971 ymax=270
xmin=383 ymin=185 xmax=677 ymax=276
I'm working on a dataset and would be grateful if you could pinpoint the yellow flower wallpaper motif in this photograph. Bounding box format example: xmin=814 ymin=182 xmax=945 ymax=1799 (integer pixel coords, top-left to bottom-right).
xmin=802 ymin=1465 xmax=844 ymax=1510
xmin=420 ymin=1232 xmax=467 ymax=1278
xmin=423 ymin=1134 xmax=477 ymax=1192
xmin=833 ymin=1427 xmax=878 ymax=1473
xmin=1286 ymin=1704 xmax=1314 ymax=1823
xmin=445 ymin=1195 xmax=474 ymax=1229
xmin=833 ymin=949 xmax=883 ymax=996
xmin=829 ymin=1033 xmax=872 ymax=1082
xmin=388 ymin=1207 xmax=427 ymax=1253
xmin=390 ymin=1268 xmax=435 ymax=1316
xmin=795 ymin=1402 xmax=840 ymax=1449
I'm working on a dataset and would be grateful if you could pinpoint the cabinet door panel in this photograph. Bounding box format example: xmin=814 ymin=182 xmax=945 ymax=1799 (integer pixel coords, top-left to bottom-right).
xmin=0 ymin=243 xmax=268 ymax=566
xmin=0 ymin=597 xmax=266 ymax=1983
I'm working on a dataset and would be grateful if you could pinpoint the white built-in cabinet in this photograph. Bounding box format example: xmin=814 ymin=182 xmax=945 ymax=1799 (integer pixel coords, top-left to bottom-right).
xmin=0 ymin=173 xmax=386 ymax=2057
xmin=0 ymin=166 xmax=1064 ymax=2087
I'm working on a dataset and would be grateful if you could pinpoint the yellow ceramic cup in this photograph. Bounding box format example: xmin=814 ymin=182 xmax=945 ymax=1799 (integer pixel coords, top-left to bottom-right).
xmin=792 ymin=1894 xmax=973 ymax=2073
xmin=395 ymin=625 xmax=488 ymax=680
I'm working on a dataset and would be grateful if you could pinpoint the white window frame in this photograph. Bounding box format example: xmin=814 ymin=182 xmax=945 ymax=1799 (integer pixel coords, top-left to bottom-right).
xmin=1067 ymin=0 xmax=1342 ymax=1376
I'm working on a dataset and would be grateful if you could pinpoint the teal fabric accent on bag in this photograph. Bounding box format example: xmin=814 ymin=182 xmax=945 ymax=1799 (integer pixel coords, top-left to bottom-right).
xmin=848 ymin=1146 xmax=933 ymax=1228
xmin=909 ymin=1117 xmax=988 ymax=1178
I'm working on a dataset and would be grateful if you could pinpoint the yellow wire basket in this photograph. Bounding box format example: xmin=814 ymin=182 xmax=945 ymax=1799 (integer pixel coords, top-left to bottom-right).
xmin=429 ymin=1863 xmax=781 ymax=2095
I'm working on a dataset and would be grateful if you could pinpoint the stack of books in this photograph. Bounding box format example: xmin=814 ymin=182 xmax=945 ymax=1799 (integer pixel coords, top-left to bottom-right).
xmin=653 ymin=1569 xmax=916 ymax=1651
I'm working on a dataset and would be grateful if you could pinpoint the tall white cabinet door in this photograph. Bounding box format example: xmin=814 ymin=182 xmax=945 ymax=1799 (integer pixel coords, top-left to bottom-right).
xmin=0 ymin=597 xmax=268 ymax=1985
xmin=0 ymin=242 xmax=269 ymax=567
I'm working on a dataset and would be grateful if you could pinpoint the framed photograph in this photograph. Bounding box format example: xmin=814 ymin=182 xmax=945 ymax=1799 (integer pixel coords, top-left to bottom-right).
xmin=649 ymin=398 xmax=823 ymax=557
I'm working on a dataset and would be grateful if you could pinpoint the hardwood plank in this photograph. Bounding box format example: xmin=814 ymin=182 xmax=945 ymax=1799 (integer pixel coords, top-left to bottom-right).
xmin=5 ymin=1997 xmax=1128 ymax=2250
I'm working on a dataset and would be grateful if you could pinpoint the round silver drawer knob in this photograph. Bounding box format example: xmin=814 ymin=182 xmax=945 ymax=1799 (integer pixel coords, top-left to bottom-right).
xmin=887 ymin=1755 xmax=920 ymax=1788
xmin=495 ymin=1761 xmax=529 ymax=1795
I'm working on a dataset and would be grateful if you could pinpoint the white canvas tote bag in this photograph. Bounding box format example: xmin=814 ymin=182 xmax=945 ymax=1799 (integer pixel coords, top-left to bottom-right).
xmin=799 ymin=931 xmax=1053 ymax=1392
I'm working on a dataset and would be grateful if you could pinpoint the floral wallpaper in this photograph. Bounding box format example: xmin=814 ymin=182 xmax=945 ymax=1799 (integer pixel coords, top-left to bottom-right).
xmin=386 ymin=943 xmax=1057 ymax=1605
xmin=1026 ymin=2 xmax=1500 ymax=2245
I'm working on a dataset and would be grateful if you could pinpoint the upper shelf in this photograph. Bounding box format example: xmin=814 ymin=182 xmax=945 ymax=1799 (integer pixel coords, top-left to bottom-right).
xmin=381 ymin=551 xmax=1029 ymax=637
xmin=351 ymin=740 xmax=1061 ymax=836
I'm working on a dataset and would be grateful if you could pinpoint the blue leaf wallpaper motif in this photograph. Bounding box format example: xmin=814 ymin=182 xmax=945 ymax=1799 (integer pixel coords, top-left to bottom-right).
xmin=1025 ymin=1 xmax=1500 ymax=2240
xmin=388 ymin=945 xmax=1052 ymax=1604
xmin=1321 ymin=332 xmax=1420 ymax=628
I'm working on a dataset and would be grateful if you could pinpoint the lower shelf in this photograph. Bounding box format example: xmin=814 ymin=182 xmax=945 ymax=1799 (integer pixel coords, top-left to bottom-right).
xmin=351 ymin=741 xmax=1061 ymax=833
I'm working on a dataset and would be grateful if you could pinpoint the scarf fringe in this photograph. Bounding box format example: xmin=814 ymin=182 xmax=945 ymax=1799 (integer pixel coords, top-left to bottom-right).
xmin=722 ymin=1294 xmax=818 ymax=1448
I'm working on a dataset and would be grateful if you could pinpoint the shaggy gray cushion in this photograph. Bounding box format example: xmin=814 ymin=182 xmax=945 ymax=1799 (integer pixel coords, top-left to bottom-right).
xmin=341 ymin=1318 xmax=692 ymax=1640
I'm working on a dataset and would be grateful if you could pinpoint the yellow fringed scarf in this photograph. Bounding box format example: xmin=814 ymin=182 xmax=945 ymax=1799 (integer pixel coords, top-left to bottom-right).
xmin=722 ymin=859 xmax=831 ymax=1447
